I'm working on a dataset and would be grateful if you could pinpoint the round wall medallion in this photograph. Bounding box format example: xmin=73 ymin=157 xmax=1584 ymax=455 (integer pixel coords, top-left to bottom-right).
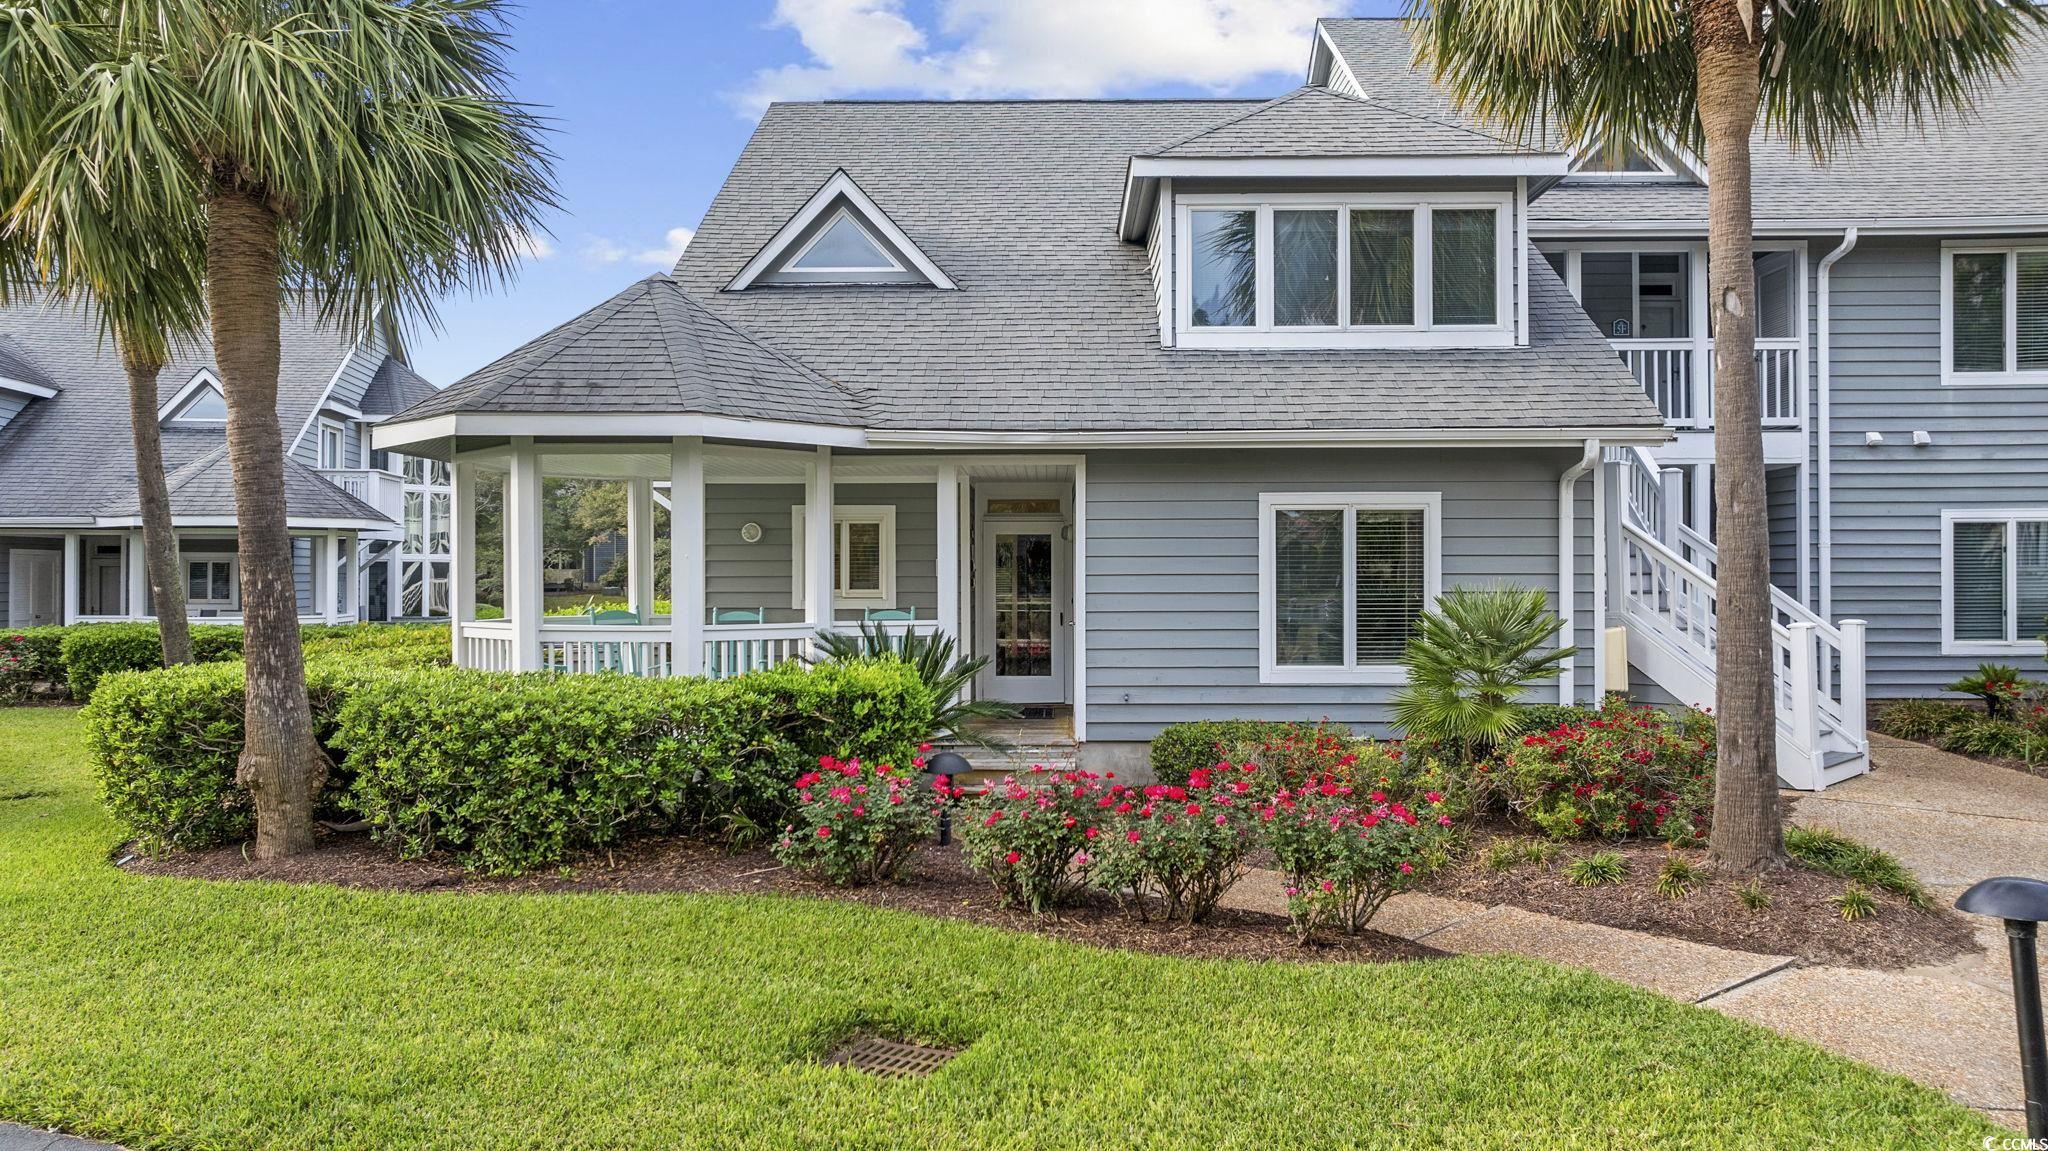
xmin=739 ymin=521 xmax=763 ymax=544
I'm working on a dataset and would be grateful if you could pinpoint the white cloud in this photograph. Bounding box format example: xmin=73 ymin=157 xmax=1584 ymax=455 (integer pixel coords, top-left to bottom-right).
xmin=736 ymin=0 xmax=1337 ymax=112
xmin=511 ymin=228 xmax=556 ymax=260
xmin=579 ymin=227 xmax=694 ymax=269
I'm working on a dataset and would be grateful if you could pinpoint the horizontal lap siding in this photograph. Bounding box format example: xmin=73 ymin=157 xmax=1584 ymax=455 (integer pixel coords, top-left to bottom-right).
xmin=1083 ymin=447 xmax=1589 ymax=742
xmin=1829 ymin=237 xmax=2048 ymax=696
xmin=703 ymin=482 xmax=937 ymax=623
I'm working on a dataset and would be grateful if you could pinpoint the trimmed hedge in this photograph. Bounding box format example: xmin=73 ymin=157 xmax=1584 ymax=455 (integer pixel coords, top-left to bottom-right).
xmin=61 ymin=623 xmax=245 ymax=701
xmin=300 ymin=622 xmax=451 ymax=669
xmin=0 ymin=626 xmax=69 ymax=701
xmin=83 ymin=655 xmax=934 ymax=874
xmin=1150 ymin=719 xmax=1347 ymax=785
xmin=83 ymin=659 xmax=375 ymax=853
xmin=18 ymin=620 xmax=449 ymax=703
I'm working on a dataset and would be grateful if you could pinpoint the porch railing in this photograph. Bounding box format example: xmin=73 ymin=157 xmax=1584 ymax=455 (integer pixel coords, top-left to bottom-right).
xmin=462 ymin=619 xmax=516 ymax=670
xmin=1614 ymin=339 xmax=1802 ymax=429
xmin=460 ymin=618 xmax=943 ymax=680
xmin=317 ymin=467 xmax=405 ymax=522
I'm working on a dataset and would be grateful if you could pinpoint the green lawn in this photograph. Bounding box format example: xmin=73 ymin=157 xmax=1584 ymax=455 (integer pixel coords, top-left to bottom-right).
xmin=0 ymin=707 xmax=1993 ymax=1150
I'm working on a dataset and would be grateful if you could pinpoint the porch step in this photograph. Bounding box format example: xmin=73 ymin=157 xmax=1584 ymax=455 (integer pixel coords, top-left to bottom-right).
xmin=939 ymin=741 xmax=1079 ymax=777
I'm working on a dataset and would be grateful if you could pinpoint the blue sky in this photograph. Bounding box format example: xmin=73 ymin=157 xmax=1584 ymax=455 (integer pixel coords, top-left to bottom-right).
xmin=406 ymin=0 xmax=1401 ymax=385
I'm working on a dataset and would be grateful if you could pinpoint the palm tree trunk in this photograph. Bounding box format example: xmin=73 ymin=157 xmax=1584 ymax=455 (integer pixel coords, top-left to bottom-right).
xmin=1694 ymin=0 xmax=1784 ymax=872
xmin=118 ymin=338 xmax=191 ymax=665
xmin=206 ymin=188 xmax=325 ymax=859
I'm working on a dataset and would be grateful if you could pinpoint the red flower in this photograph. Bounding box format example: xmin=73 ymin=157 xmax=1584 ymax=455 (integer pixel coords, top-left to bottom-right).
xmin=1004 ymin=851 xmax=1022 ymax=865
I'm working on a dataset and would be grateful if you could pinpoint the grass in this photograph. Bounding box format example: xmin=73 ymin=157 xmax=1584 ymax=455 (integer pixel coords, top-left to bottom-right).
xmin=1565 ymin=850 xmax=1629 ymax=887
xmin=1785 ymin=825 xmax=1932 ymax=908
xmin=0 ymin=708 xmax=1996 ymax=1150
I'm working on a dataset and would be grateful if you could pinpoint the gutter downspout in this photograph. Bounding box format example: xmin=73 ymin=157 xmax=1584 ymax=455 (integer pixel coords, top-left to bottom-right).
xmin=1817 ymin=228 xmax=1859 ymax=618
xmin=1558 ymin=438 xmax=1603 ymax=704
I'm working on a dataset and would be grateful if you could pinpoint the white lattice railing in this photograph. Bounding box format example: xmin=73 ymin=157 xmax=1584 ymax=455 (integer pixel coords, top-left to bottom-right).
xmin=1615 ymin=339 xmax=1802 ymax=429
xmin=461 ymin=620 xmax=515 ymax=671
xmin=456 ymin=618 xmax=945 ymax=680
xmin=704 ymin=624 xmax=813 ymax=678
xmin=540 ymin=623 xmax=679 ymax=677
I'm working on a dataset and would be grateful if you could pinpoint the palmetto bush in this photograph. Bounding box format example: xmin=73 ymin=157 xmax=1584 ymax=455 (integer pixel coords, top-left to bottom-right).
xmin=1392 ymin=585 xmax=1573 ymax=762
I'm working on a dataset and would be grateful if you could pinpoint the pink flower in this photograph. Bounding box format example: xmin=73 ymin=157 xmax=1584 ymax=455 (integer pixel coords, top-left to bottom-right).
xmin=1437 ymin=815 xmax=1453 ymax=826
xmin=1398 ymin=862 xmax=1414 ymax=875
xmin=1424 ymin=791 xmax=1443 ymax=804
xmin=1083 ymin=826 xmax=1099 ymax=840
xmin=1126 ymin=829 xmax=1142 ymax=844
xmin=816 ymin=826 xmax=832 ymax=839
xmin=1320 ymin=879 xmax=1335 ymax=894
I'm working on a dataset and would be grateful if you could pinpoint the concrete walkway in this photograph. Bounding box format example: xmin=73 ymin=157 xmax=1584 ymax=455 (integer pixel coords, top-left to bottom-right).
xmin=1224 ymin=736 xmax=2048 ymax=1128
xmin=0 ymin=1124 xmax=119 ymax=1151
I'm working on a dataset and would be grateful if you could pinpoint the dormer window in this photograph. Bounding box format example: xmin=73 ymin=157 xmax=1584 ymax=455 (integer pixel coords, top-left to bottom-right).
xmin=726 ymin=169 xmax=956 ymax=291
xmin=786 ymin=209 xmax=901 ymax=274
xmin=160 ymin=369 xmax=229 ymax=424
xmin=1176 ymin=193 xmax=1510 ymax=348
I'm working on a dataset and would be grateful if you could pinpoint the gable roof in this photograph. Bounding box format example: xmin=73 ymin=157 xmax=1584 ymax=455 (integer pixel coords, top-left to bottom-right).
xmin=93 ymin=443 xmax=386 ymax=525
xmin=1317 ymin=16 xmax=2048 ymax=230
xmin=0 ymin=293 xmax=372 ymax=522
xmin=1147 ymin=85 xmax=1536 ymax=159
xmin=726 ymin=169 xmax=957 ymax=290
xmin=0 ymin=335 xmax=59 ymax=397
xmin=397 ymin=274 xmax=867 ymax=428
xmin=360 ymin=357 xmax=437 ymax=417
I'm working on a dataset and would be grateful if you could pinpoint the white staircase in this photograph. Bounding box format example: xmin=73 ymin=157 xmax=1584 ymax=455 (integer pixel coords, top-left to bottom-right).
xmin=1606 ymin=448 xmax=1870 ymax=790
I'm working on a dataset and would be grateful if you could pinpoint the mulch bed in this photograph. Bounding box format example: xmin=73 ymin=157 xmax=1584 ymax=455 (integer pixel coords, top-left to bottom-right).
xmin=1418 ymin=833 xmax=1980 ymax=969
xmin=123 ymin=831 xmax=1442 ymax=966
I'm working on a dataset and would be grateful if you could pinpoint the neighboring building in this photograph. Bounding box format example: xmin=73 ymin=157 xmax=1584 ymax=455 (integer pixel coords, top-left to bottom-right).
xmin=0 ymin=295 xmax=451 ymax=628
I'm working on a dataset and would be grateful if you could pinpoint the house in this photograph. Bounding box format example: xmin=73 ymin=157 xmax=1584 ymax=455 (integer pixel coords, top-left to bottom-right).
xmin=0 ymin=295 xmax=453 ymax=628
xmin=373 ymin=18 xmax=2048 ymax=790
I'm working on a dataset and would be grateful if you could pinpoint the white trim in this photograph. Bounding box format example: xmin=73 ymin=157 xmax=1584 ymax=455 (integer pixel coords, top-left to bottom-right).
xmin=1131 ymin=155 xmax=1567 ymax=180
xmin=1817 ymin=228 xmax=1859 ymax=618
xmin=726 ymin=170 xmax=957 ymax=291
xmin=1940 ymin=508 xmax=2048 ymax=656
xmin=372 ymin=412 xmax=867 ymax=451
xmin=1515 ymin=178 xmax=1530 ymax=346
xmin=316 ymin=418 xmax=346 ymax=470
xmin=86 ymin=513 xmax=393 ymax=531
xmin=182 ymin=554 xmax=240 ymax=610
xmin=1256 ymin=491 xmax=1442 ymax=685
xmin=1175 ymin=191 xmax=1515 ymax=349
xmin=1306 ymin=23 xmax=1366 ymax=97
xmin=1557 ymin=440 xmax=1600 ymax=704
xmin=781 ymin=207 xmax=905 ymax=273
xmin=1534 ymin=214 xmax=2048 ymax=239
xmin=157 ymin=369 xmax=228 ymax=423
xmin=1940 ymin=240 xmax=2048 ymax=387
xmin=0 ymin=376 xmax=58 ymax=400
xmin=866 ymin=426 xmax=1669 ymax=450
xmin=789 ymin=504 xmax=898 ymax=610
xmin=673 ymin=436 xmax=707 ymax=675
xmin=1071 ymin=456 xmax=1088 ymax=742
xmin=285 ymin=345 xmax=363 ymax=455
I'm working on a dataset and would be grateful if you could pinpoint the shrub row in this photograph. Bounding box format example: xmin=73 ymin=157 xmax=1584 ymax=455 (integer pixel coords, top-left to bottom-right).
xmin=1149 ymin=719 xmax=1347 ymax=785
xmin=1874 ymin=696 xmax=2048 ymax=764
xmin=1492 ymin=698 xmax=1716 ymax=843
xmin=3 ymin=620 xmax=451 ymax=702
xmin=85 ymin=657 xmax=934 ymax=874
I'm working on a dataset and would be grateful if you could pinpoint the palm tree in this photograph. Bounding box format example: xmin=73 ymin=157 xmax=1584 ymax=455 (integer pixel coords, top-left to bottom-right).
xmin=1 ymin=4 xmax=205 ymax=666
xmin=1392 ymin=585 xmax=1573 ymax=763
xmin=1412 ymin=0 xmax=2045 ymax=871
xmin=8 ymin=0 xmax=556 ymax=858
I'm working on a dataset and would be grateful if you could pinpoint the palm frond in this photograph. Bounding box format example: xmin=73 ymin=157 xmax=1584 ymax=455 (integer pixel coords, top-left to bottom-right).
xmin=1391 ymin=584 xmax=1574 ymax=759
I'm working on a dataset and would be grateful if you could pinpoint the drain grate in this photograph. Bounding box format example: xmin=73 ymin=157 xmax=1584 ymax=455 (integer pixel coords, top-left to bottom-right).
xmin=824 ymin=1035 xmax=960 ymax=1078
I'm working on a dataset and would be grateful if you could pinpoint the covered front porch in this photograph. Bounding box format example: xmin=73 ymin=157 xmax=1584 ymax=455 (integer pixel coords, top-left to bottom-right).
xmin=448 ymin=437 xmax=1079 ymax=701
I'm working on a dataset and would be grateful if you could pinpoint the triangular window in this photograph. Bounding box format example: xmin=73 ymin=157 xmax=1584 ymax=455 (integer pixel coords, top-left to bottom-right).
xmin=787 ymin=210 xmax=901 ymax=272
xmin=162 ymin=370 xmax=229 ymax=423
xmin=1566 ymin=137 xmax=1696 ymax=183
xmin=727 ymin=170 xmax=955 ymax=291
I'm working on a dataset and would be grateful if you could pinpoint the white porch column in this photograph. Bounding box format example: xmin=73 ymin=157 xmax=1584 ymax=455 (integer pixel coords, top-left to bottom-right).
xmin=60 ymin=533 xmax=79 ymax=624
xmin=314 ymin=532 xmax=338 ymax=624
xmin=1072 ymin=457 xmax=1088 ymax=742
xmin=934 ymin=463 xmax=960 ymax=641
xmin=506 ymin=436 xmax=544 ymax=670
xmin=1658 ymin=466 xmax=1685 ymax=548
xmin=342 ymin=533 xmax=358 ymax=621
xmin=1690 ymin=463 xmax=1713 ymax=536
xmin=626 ymin=477 xmax=656 ymax=617
xmin=671 ymin=437 xmax=706 ymax=675
xmin=805 ymin=446 xmax=835 ymax=636
xmin=451 ymin=461 xmax=477 ymax=660
xmin=126 ymin=530 xmax=149 ymax=619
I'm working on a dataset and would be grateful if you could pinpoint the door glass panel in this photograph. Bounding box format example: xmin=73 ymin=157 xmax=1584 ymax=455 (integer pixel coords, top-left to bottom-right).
xmin=994 ymin=531 xmax=1053 ymax=678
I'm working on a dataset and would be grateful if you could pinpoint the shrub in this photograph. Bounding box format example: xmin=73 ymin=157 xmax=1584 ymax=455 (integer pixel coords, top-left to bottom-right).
xmin=1872 ymin=698 xmax=1977 ymax=742
xmin=83 ymin=659 xmax=371 ymax=852
xmin=1221 ymin=722 xmax=1362 ymax=792
xmin=0 ymin=626 xmax=67 ymax=701
xmin=955 ymin=767 xmax=1109 ymax=913
xmin=1565 ymin=851 xmax=1627 ymax=886
xmin=60 ymin=622 xmax=243 ymax=701
xmin=1495 ymin=699 xmax=1715 ymax=843
xmin=1150 ymin=719 xmax=1342 ymax=786
xmin=1945 ymin=662 xmax=2036 ymax=719
xmin=300 ymin=622 xmax=451 ymax=669
xmin=774 ymin=756 xmax=941 ymax=885
xmin=1784 ymin=825 xmax=1929 ymax=908
xmin=812 ymin=624 xmax=1018 ymax=747
xmin=1259 ymin=774 xmax=1456 ymax=942
xmin=1092 ymin=765 xmax=1261 ymax=922
xmin=1938 ymin=715 xmax=2044 ymax=763
xmin=1391 ymin=585 xmax=1574 ymax=762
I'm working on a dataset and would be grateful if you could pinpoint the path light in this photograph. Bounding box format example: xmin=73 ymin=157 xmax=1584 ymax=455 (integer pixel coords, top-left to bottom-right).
xmin=922 ymin=751 xmax=972 ymax=847
xmin=1956 ymin=876 xmax=2048 ymax=1137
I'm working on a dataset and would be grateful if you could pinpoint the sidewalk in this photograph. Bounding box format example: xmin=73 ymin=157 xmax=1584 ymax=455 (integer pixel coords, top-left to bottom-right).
xmin=0 ymin=1125 xmax=120 ymax=1151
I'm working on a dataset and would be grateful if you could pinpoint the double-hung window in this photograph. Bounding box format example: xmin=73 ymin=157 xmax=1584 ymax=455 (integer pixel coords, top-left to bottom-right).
xmin=185 ymin=557 xmax=237 ymax=608
xmin=1259 ymin=493 xmax=1441 ymax=683
xmin=1179 ymin=194 xmax=1510 ymax=348
xmin=1944 ymin=510 xmax=2048 ymax=653
xmin=1944 ymin=243 xmax=2048 ymax=385
xmin=790 ymin=505 xmax=896 ymax=610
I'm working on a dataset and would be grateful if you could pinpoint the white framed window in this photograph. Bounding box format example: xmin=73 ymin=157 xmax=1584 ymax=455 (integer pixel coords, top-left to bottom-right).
xmin=161 ymin=369 xmax=228 ymax=424
xmin=790 ymin=505 xmax=897 ymax=609
xmin=784 ymin=207 xmax=902 ymax=274
xmin=1942 ymin=242 xmax=2048 ymax=386
xmin=317 ymin=419 xmax=345 ymax=469
xmin=1175 ymin=193 xmax=1513 ymax=349
xmin=185 ymin=557 xmax=237 ymax=608
xmin=1258 ymin=492 xmax=1441 ymax=684
xmin=1943 ymin=509 xmax=2048 ymax=654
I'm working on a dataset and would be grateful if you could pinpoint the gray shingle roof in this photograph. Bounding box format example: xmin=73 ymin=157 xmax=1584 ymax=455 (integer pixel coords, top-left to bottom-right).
xmin=94 ymin=444 xmax=385 ymax=523
xmin=1147 ymin=85 xmax=1537 ymax=158
xmin=0 ymin=294 xmax=365 ymax=520
xmin=1319 ymin=17 xmax=2048 ymax=226
xmin=400 ymin=274 xmax=867 ymax=426
xmin=0 ymin=335 xmax=58 ymax=394
xmin=359 ymin=357 xmax=437 ymax=416
xmin=660 ymin=99 xmax=1659 ymax=433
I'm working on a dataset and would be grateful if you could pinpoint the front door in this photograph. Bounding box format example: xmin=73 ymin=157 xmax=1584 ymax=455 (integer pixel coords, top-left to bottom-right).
xmin=8 ymin=549 xmax=61 ymax=627
xmin=977 ymin=517 xmax=1067 ymax=704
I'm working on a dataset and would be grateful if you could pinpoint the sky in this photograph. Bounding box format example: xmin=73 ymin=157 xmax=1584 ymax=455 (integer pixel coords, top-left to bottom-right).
xmin=406 ymin=0 xmax=1402 ymax=386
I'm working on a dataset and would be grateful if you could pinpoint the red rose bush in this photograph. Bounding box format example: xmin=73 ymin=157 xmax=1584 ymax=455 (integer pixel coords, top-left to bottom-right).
xmin=1260 ymin=774 xmax=1456 ymax=943
xmin=954 ymin=766 xmax=1109 ymax=914
xmin=774 ymin=756 xmax=944 ymax=885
